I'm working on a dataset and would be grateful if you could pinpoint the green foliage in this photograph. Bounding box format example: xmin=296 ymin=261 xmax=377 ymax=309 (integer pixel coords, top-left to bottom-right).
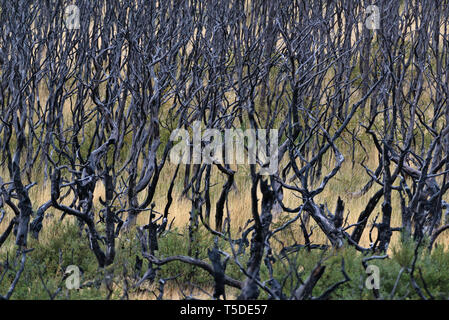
xmin=2 ymin=219 xmax=449 ymax=300
xmin=156 ymin=227 xmax=215 ymax=286
xmin=257 ymin=241 xmax=449 ymax=300
xmin=0 ymin=220 xmax=102 ymax=299
xmin=392 ymin=238 xmax=415 ymax=268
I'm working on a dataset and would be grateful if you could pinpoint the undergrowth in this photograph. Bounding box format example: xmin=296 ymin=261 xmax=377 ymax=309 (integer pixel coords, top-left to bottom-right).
xmin=1 ymin=219 xmax=449 ymax=299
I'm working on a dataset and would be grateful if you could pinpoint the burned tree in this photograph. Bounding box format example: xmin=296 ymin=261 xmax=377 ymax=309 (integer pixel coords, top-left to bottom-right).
xmin=1 ymin=0 xmax=449 ymax=300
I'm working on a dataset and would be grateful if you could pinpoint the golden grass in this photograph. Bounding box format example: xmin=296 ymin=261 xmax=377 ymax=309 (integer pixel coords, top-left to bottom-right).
xmin=2 ymin=144 xmax=448 ymax=257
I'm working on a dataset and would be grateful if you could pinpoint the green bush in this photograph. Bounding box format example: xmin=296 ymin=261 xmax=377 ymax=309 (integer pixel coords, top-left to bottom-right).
xmin=2 ymin=219 xmax=449 ymax=299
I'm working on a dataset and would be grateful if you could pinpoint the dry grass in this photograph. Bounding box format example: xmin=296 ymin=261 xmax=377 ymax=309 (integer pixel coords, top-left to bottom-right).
xmin=2 ymin=142 xmax=448 ymax=257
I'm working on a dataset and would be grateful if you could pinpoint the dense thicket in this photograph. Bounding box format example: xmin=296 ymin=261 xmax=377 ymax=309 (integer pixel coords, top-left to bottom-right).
xmin=1 ymin=0 xmax=449 ymax=300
